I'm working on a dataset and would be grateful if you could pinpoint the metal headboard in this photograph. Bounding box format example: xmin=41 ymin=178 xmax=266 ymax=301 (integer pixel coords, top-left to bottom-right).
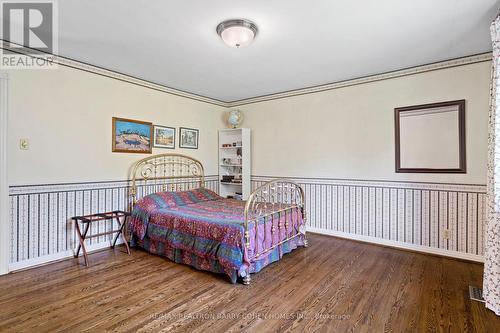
xmin=129 ymin=153 xmax=205 ymax=206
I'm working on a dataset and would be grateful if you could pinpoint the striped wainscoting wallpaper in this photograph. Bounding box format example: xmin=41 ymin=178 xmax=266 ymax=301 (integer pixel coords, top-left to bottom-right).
xmin=8 ymin=174 xmax=485 ymax=270
xmin=252 ymin=176 xmax=486 ymax=262
xmin=8 ymin=176 xmax=219 ymax=270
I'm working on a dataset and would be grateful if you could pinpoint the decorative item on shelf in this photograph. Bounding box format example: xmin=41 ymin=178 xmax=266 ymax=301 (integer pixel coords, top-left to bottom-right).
xmin=221 ymin=142 xmax=242 ymax=148
xmin=153 ymin=125 xmax=175 ymax=149
xmin=222 ymin=157 xmax=242 ymax=166
xmin=222 ymin=175 xmax=235 ymax=183
xmin=221 ymin=174 xmax=242 ymax=184
xmin=226 ymin=109 xmax=243 ymax=128
xmin=112 ymin=117 xmax=153 ymax=154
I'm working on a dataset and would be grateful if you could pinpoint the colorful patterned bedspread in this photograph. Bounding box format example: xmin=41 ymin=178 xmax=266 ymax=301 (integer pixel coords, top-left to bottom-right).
xmin=129 ymin=188 xmax=305 ymax=282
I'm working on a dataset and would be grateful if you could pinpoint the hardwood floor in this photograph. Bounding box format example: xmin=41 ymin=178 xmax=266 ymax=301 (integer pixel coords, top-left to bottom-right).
xmin=0 ymin=234 xmax=498 ymax=332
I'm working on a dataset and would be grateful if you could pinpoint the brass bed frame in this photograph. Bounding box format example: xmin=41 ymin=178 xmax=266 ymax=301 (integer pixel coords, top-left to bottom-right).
xmin=129 ymin=153 xmax=308 ymax=285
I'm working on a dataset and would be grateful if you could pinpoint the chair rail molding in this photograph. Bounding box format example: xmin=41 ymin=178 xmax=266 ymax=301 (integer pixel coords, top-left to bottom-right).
xmin=0 ymin=72 xmax=9 ymax=275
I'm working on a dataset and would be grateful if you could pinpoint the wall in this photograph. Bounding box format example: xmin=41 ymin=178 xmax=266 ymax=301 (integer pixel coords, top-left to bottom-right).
xmin=241 ymin=61 xmax=490 ymax=184
xmin=4 ymin=57 xmax=492 ymax=269
xmin=7 ymin=66 xmax=224 ymax=185
xmin=6 ymin=63 xmax=225 ymax=270
xmin=241 ymin=61 xmax=491 ymax=261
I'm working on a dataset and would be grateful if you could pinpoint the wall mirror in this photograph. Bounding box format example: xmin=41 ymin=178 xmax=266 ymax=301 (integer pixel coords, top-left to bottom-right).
xmin=395 ymin=100 xmax=466 ymax=173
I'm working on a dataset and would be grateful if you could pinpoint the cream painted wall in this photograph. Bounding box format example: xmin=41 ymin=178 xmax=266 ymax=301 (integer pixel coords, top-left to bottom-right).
xmin=7 ymin=61 xmax=490 ymax=186
xmin=7 ymin=66 xmax=225 ymax=185
xmin=239 ymin=61 xmax=491 ymax=184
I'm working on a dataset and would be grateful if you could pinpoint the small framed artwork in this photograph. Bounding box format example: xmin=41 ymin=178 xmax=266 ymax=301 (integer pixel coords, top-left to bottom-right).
xmin=112 ymin=117 xmax=153 ymax=154
xmin=153 ymin=125 xmax=175 ymax=149
xmin=395 ymin=100 xmax=466 ymax=173
xmin=179 ymin=127 xmax=199 ymax=149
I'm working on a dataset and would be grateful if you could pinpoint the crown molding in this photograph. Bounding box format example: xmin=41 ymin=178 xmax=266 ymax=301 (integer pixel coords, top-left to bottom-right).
xmin=0 ymin=40 xmax=229 ymax=107
xmin=1 ymin=40 xmax=492 ymax=108
xmin=226 ymin=52 xmax=493 ymax=107
xmin=54 ymin=56 xmax=230 ymax=107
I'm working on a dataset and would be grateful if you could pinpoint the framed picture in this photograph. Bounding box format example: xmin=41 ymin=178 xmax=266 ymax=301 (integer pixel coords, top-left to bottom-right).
xmin=395 ymin=100 xmax=466 ymax=173
xmin=179 ymin=127 xmax=199 ymax=149
xmin=153 ymin=125 xmax=175 ymax=149
xmin=112 ymin=117 xmax=153 ymax=154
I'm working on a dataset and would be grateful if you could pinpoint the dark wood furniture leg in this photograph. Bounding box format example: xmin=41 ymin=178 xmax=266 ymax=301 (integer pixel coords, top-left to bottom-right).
xmin=74 ymin=220 xmax=90 ymax=267
xmin=112 ymin=214 xmax=130 ymax=254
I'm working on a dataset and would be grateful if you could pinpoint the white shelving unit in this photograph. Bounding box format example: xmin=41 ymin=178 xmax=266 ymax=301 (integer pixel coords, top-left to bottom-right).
xmin=218 ymin=128 xmax=251 ymax=200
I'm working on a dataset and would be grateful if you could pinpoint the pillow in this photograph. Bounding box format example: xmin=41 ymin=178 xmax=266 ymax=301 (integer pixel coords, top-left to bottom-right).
xmin=186 ymin=187 xmax=221 ymax=203
xmin=130 ymin=188 xmax=221 ymax=240
xmin=136 ymin=187 xmax=220 ymax=210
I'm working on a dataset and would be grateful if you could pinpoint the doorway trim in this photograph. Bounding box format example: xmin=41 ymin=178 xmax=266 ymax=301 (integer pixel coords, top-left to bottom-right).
xmin=0 ymin=72 xmax=9 ymax=275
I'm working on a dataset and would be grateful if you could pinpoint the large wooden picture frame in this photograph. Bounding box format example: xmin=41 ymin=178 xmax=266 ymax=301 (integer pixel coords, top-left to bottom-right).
xmin=112 ymin=117 xmax=153 ymax=154
xmin=395 ymin=100 xmax=466 ymax=173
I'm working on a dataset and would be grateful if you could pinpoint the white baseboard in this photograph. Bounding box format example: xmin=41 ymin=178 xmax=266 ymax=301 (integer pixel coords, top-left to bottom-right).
xmin=8 ymin=240 xmax=124 ymax=272
xmin=307 ymin=226 xmax=484 ymax=263
xmin=6 ymin=226 xmax=484 ymax=271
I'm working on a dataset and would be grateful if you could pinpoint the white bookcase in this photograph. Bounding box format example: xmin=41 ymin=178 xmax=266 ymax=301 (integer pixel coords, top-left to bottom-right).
xmin=218 ymin=128 xmax=251 ymax=200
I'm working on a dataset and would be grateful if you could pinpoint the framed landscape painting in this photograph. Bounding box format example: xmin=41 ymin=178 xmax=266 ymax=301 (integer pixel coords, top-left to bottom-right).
xmin=179 ymin=127 xmax=199 ymax=149
xmin=112 ymin=117 xmax=153 ymax=153
xmin=153 ymin=125 xmax=175 ymax=149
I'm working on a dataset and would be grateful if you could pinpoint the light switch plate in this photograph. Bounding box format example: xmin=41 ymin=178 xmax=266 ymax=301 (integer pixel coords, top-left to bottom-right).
xmin=20 ymin=138 xmax=29 ymax=150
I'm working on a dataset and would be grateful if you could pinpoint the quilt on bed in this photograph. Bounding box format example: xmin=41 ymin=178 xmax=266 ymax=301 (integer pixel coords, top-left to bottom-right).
xmin=129 ymin=188 xmax=305 ymax=283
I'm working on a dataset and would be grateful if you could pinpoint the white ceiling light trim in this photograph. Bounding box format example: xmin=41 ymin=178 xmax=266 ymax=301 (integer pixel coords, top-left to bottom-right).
xmin=216 ymin=19 xmax=258 ymax=48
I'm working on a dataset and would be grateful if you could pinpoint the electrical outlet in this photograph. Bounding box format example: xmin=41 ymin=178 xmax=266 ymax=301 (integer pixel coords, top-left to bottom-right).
xmin=443 ymin=229 xmax=450 ymax=239
xmin=19 ymin=138 xmax=29 ymax=150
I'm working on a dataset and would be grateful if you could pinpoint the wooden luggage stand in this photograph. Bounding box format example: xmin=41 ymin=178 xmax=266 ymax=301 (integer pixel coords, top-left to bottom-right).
xmin=71 ymin=210 xmax=131 ymax=267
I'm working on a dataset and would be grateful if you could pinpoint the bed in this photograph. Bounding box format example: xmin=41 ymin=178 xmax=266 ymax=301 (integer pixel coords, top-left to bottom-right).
xmin=127 ymin=153 xmax=308 ymax=284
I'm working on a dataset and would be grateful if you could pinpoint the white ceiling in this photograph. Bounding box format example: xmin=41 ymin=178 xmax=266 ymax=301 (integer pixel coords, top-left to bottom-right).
xmin=38 ymin=1 xmax=500 ymax=101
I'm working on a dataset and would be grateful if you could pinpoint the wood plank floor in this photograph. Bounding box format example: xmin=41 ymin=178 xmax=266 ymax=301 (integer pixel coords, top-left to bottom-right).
xmin=0 ymin=234 xmax=498 ymax=332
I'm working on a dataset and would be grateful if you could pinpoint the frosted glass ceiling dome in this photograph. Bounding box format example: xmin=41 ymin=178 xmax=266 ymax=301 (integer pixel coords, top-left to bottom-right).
xmin=216 ymin=19 xmax=258 ymax=48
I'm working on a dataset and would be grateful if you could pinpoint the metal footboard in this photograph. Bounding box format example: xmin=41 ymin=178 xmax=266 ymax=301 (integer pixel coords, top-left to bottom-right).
xmin=242 ymin=179 xmax=308 ymax=285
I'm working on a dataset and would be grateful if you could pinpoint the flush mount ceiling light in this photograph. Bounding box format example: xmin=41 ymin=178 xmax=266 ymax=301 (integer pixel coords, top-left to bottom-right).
xmin=216 ymin=19 xmax=258 ymax=48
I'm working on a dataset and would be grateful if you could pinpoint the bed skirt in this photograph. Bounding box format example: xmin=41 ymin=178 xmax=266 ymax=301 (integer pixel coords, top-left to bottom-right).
xmin=131 ymin=234 xmax=305 ymax=284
